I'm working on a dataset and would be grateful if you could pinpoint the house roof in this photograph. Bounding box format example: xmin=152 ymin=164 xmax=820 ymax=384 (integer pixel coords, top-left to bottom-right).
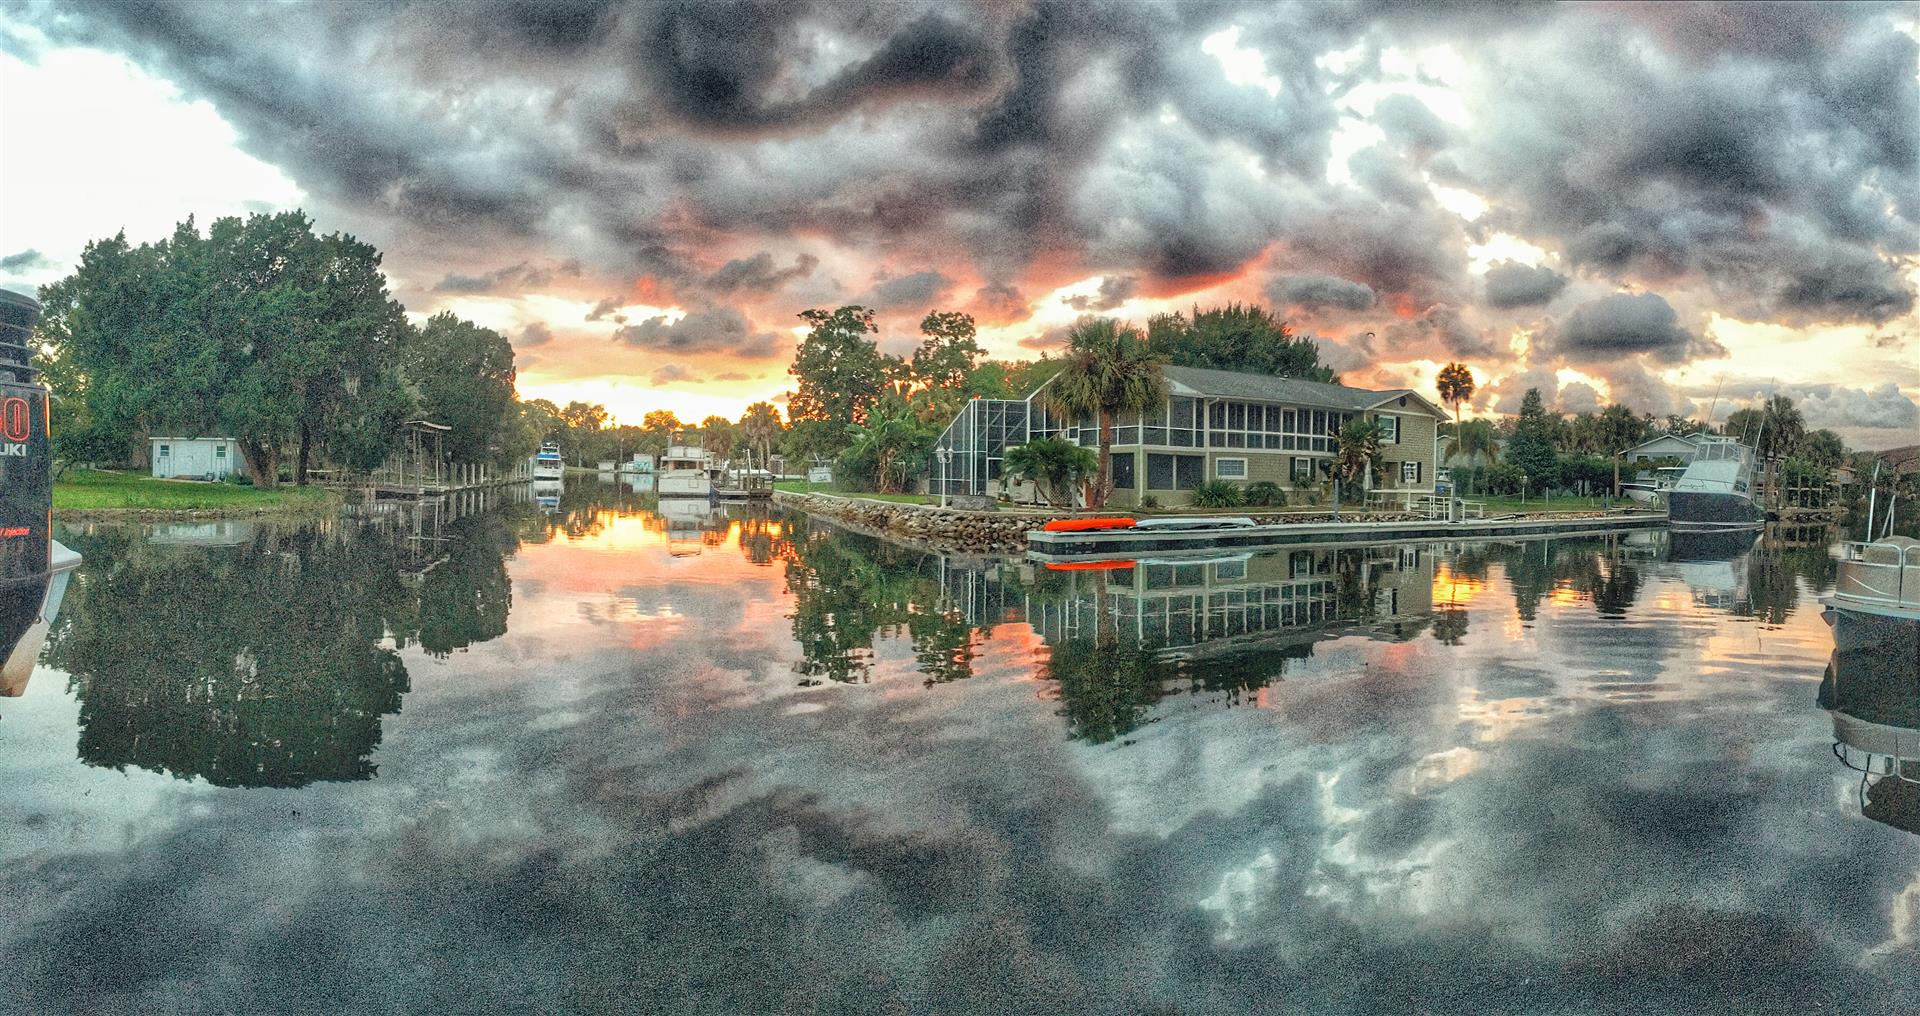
xmin=1626 ymin=432 xmax=1708 ymax=453
xmin=1159 ymin=366 xmax=1444 ymax=416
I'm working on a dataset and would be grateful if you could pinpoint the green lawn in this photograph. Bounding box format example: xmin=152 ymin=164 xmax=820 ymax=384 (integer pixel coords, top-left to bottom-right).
xmin=54 ymin=469 xmax=338 ymax=512
xmin=773 ymin=480 xmax=932 ymax=505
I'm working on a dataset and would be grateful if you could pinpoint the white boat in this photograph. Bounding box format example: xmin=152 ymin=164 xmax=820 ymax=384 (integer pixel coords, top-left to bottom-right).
xmin=533 ymin=441 xmax=564 ymax=480
xmin=1829 ymin=537 xmax=1920 ymax=622
xmin=2 ymin=540 xmax=82 ymax=698
xmin=1621 ymin=465 xmax=1685 ymax=506
xmin=1131 ymin=516 xmax=1259 ymax=531
xmin=658 ymin=444 xmax=717 ymax=497
xmin=1668 ymin=436 xmax=1766 ymax=530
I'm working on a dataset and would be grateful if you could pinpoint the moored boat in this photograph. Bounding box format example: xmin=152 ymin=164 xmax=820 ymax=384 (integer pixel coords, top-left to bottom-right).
xmin=1829 ymin=537 xmax=1920 ymax=623
xmin=658 ymin=444 xmax=716 ymax=497
xmin=533 ymin=441 xmax=564 ymax=480
xmin=1667 ymin=436 xmax=1765 ymax=531
xmin=0 ymin=287 xmax=82 ymax=698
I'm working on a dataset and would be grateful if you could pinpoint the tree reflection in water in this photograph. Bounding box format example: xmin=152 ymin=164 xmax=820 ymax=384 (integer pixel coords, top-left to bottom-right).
xmin=45 ymin=509 xmax=525 ymax=788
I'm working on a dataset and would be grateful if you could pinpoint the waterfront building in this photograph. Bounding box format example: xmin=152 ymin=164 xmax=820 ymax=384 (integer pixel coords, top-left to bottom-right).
xmin=931 ymin=365 xmax=1445 ymax=508
xmin=147 ymin=435 xmax=243 ymax=480
xmin=1624 ymin=432 xmax=1710 ymax=465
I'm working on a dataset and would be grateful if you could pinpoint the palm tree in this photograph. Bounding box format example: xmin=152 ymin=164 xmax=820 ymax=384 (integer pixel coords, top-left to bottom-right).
xmin=1330 ymin=416 xmax=1387 ymax=517
xmin=1003 ymin=437 xmax=1098 ymax=507
xmin=1046 ymin=318 xmax=1168 ymax=507
xmin=1436 ymin=363 xmax=1474 ymax=507
xmin=698 ymin=415 xmax=737 ymax=462
xmin=737 ymin=401 xmax=782 ymax=467
xmin=843 ymin=399 xmax=931 ymax=493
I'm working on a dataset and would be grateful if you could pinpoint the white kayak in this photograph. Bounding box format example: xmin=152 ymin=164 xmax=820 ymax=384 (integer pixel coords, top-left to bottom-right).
xmin=1130 ymin=516 xmax=1259 ymax=531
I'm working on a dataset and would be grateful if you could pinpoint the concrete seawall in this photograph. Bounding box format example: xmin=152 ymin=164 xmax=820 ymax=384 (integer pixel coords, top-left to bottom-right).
xmin=773 ymin=491 xmax=1667 ymax=557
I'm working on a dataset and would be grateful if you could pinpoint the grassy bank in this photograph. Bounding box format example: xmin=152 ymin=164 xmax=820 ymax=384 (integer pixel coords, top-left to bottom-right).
xmin=54 ymin=469 xmax=340 ymax=515
xmin=773 ymin=480 xmax=931 ymax=505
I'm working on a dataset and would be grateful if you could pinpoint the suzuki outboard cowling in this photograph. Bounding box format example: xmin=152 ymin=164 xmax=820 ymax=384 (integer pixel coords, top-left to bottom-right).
xmin=1 ymin=287 xmax=73 ymax=697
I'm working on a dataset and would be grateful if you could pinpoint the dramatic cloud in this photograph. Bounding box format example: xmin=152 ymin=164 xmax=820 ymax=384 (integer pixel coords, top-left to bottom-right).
xmin=866 ymin=270 xmax=952 ymax=310
xmin=434 ymin=259 xmax=580 ymax=294
xmin=1063 ymin=276 xmax=1138 ymax=312
xmin=10 ymin=1 xmax=1915 ymax=424
xmin=1542 ymin=292 xmax=1720 ymax=365
xmin=518 ymin=322 xmax=554 ymax=348
xmin=0 ymin=248 xmax=55 ymax=273
xmin=613 ymin=306 xmax=783 ymax=359
xmin=1789 ymin=382 xmax=1920 ymax=431
xmin=648 ymin=363 xmax=698 ymax=385
xmin=1481 ymin=261 xmax=1568 ymax=309
xmin=1268 ymin=274 xmax=1376 ymax=312
xmin=703 ymin=252 xmax=818 ymax=295
xmin=585 ymin=297 xmax=623 ymax=322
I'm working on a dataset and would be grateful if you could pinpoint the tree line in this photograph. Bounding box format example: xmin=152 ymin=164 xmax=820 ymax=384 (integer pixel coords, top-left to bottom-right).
xmin=1432 ymin=363 xmax=1855 ymax=502
xmin=36 ymin=211 xmax=530 ymax=487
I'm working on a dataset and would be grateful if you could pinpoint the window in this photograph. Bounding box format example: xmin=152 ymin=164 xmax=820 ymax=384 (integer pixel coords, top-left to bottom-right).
xmin=1378 ymin=415 xmax=1398 ymax=443
xmin=215 ymin=444 xmax=227 ymax=458
xmin=1215 ymin=457 xmax=1247 ymax=479
xmin=1402 ymin=461 xmax=1421 ymax=483
xmin=158 ymin=444 xmax=171 ymax=456
xmin=1175 ymin=455 xmax=1204 ymax=490
xmin=1214 ymin=559 xmax=1247 ymax=582
xmin=1291 ymin=457 xmax=1313 ymax=481
xmin=1111 ymin=452 xmax=1136 ymax=490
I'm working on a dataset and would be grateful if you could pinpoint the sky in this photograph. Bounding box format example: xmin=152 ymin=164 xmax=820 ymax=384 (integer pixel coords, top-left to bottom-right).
xmin=1 ymin=1 xmax=1917 ymax=448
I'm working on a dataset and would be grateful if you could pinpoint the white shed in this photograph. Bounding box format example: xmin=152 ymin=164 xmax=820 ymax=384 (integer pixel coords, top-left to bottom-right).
xmin=150 ymin=436 xmax=241 ymax=480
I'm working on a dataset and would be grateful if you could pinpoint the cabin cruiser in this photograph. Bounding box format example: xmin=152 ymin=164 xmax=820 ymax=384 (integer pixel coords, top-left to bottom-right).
xmin=658 ymin=444 xmax=717 ymax=497
xmin=0 ymin=288 xmax=82 ymax=697
xmin=1620 ymin=465 xmax=1685 ymax=506
xmin=1667 ymin=436 xmax=1766 ymax=530
xmin=533 ymin=441 xmax=564 ymax=480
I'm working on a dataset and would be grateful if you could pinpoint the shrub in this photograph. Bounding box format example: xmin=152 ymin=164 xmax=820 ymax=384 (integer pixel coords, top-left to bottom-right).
xmin=223 ymin=472 xmax=254 ymax=487
xmin=1138 ymin=494 xmax=1161 ymax=511
xmin=1192 ymin=479 xmax=1245 ymax=509
xmin=1243 ymin=480 xmax=1285 ymax=507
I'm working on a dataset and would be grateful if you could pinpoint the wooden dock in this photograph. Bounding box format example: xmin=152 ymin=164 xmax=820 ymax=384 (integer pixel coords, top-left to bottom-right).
xmin=1027 ymin=512 xmax=1670 ymax=560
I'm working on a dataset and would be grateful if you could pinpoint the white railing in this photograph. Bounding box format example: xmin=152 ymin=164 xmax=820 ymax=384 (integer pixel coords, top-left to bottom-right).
xmin=1835 ymin=540 xmax=1920 ymax=610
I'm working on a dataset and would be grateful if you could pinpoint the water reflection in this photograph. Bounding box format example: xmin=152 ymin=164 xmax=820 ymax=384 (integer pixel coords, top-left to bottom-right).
xmin=1821 ymin=613 xmax=1920 ymax=836
xmin=44 ymin=491 xmax=537 ymax=787
xmin=7 ymin=484 xmax=1916 ymax=1013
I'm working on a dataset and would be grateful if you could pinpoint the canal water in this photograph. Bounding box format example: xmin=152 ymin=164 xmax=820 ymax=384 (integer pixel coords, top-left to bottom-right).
xmin=2 ymin=480 xmax=1915 ymax=1014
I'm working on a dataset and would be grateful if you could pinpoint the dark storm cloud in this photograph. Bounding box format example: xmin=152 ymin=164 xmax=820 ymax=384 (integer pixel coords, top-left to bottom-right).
xmin=585 ymin=296 xmax=623 ymax=322
xmin=0 ymin=249 xmax=55 ymax=273
xmin=1786 ymin=382 xmax=1920 ymax=431
xmin=434 ymin=259 xmax=581 ymax=294
xmin=648 ymin=363 xmax=698 ymax=385
xmin=1542 ymin=292 xmax=1720 ymax=365
xmin=865 ymin=270 xmax=952 ymax=310
xmin=1268 ymin=274 xmax=1376 ymax=312
xmin=518 ymin=322 xmax=554 ymax=348
xmin=1448 ymin=8 xmax=1918 ymax=323
xmin=973 ymin=281 xmax=1028 ymax=319
xmin=612 ymin=305 xmax=783 ymax=359
xmin=702 ymin=252 xmax=818 ymax=294
xmin=640 ymin=5 xmax=996 ymax=135
xmin=25 ymin=0 xmax=1916 ymax=376
xmin=1062 ymin=275 xmax=1137 ymax=312
xmin=1481 ymin=261 xmax=1568 ymax=309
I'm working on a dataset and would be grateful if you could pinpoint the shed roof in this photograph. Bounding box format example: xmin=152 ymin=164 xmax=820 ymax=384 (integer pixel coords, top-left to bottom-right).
xmin=1160 ymin=366 xmax=1442 ymax=416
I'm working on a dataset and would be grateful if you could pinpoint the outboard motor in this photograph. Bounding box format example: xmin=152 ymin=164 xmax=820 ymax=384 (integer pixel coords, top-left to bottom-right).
xmin=1 ymin=287 xmax=70 ymax=696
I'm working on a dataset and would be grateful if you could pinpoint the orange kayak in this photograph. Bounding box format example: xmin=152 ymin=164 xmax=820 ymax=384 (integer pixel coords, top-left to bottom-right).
xmin=1041 ymin=517 xmax=1137 ymax=532
xmin=1044 ymin=559 xmax=1137 ymax=571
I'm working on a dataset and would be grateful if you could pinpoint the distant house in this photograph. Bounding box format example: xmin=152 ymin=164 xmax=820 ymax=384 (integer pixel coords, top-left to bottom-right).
xmin=149 ymin=436 xmax=241 ymax=480
xmin=1624 ymin=432 xmax=1710 ymax=465
xmin=931 ymin=365 xmax=1446 ymax=508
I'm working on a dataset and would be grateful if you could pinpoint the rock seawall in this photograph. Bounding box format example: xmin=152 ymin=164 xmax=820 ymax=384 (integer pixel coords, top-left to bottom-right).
xmin=771 ymin=491 xmax=1544 ymax=555
xmin=775 ymin=492 xmax=1043 ymax=553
